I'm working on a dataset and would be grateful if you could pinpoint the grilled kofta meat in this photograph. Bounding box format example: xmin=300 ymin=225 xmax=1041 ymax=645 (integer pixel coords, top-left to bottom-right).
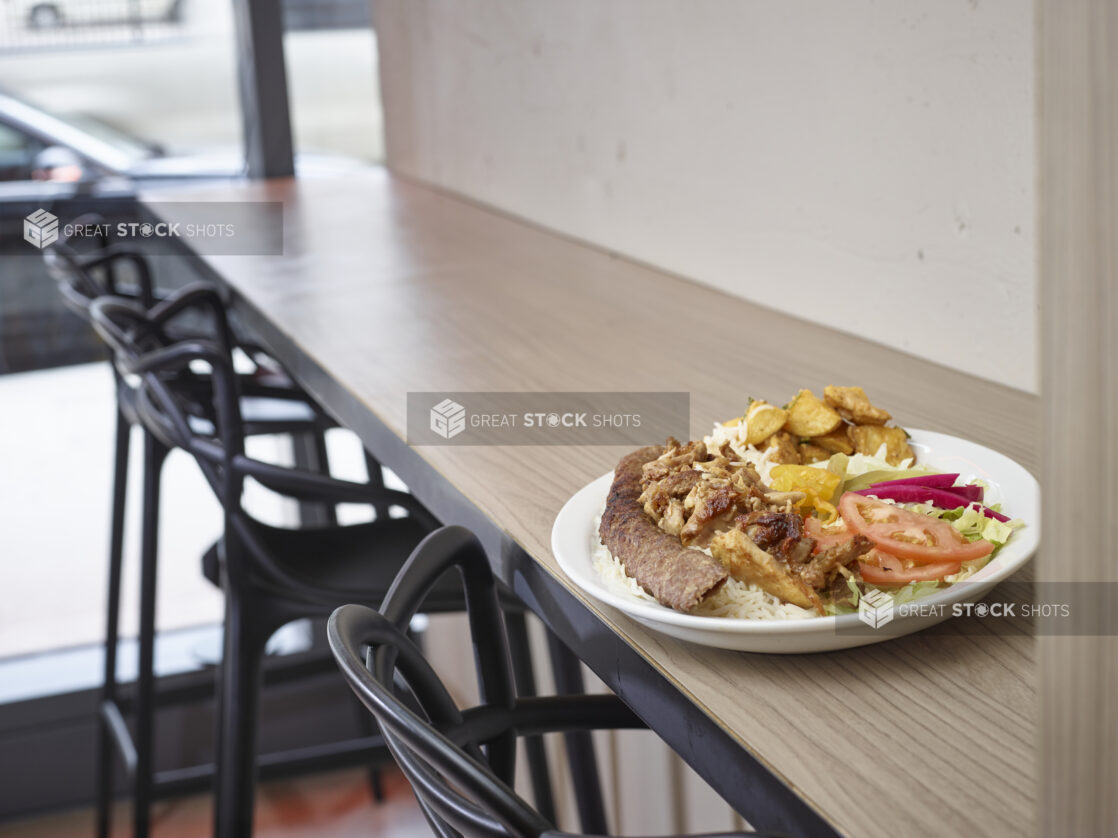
xmin=599 ymin=445 xmax=728 ymax=612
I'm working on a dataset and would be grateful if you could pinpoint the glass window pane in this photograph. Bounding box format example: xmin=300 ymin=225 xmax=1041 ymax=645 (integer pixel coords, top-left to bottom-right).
xmin=283 ymin=0 xmax=383 ymax=163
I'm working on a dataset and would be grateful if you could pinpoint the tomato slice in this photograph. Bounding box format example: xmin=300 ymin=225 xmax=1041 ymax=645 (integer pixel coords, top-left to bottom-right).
xmin=857 ymin=549 xmax=961 ymax=585
xmin=804 ymin=516 xmax=854 ymax=550
xmin=838 ymin=492 xmax=993 ymax=565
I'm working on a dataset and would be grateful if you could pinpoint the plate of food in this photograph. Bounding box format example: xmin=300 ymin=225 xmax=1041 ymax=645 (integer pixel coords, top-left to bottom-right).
xmin=551 ymin=386 xmax=1039 ymax=653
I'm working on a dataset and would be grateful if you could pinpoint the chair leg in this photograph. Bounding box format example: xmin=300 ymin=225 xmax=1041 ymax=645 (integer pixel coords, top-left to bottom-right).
xmin=363 ymin=451 xmax=392 ymax=519
xmin=214 ymin=593 xmax=266 ymax=838
xmin=546 ymin=630 xmax=609 ymax=835
xmin=350 ymin=694 xmax=386 ymax=803
xmin=290 ymin=425 xmax=338 ymax=526
xmin=356 ymin=606 xmax=422 ymax=805
xmin=309 ymin=423 xmax=338 ymax=525
xmin=96 ymin=408 xmax=131 ymax=838
xmin=363 ymin=451 xmax=385 ymax=492
xmin=504 ymin=610 xmax=557 ymax=823
xmin=133 ymin=432 xmax=167 ymax=838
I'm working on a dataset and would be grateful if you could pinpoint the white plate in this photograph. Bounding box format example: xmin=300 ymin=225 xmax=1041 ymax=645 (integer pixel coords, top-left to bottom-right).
xmin=551 ymin=430 xmax=1040 ymax=653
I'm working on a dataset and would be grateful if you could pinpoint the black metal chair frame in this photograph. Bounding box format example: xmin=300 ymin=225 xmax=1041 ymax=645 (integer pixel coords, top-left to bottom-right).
xmin=46 ymin=227 xmax=348 ymax=838
xmin=88 ymin=289 xmax=557 ymax=838
xmin=329 ymin=526 xmax=789 ymax=838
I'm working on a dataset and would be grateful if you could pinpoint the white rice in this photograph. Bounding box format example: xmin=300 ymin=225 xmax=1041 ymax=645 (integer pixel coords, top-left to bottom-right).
xmin=701 ymin=422 xmax=780 ymax=482
xmin=592 ymin=512 xmax=813 ymax=621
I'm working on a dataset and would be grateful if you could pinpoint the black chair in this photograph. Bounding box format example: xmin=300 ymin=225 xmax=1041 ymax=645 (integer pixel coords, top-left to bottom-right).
xmin=44 ymin=229 xmax=345 ymax=838
xmin=88 ymin=288 xmax=554 ymax=838
xmin=328 ymin=526 xmax=791 ymax=838
xmin=46 ymin=223 xmax=342 ymax=557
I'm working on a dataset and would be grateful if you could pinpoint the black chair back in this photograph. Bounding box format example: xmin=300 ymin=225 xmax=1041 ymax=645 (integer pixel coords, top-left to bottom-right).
xmin=329 ymin=526 xmax=782 ymax=838
xmin=330 ymin=526 xmax=561 ymax=838
xmin=88 ymin=286 xmax=436 ymax=599
xmin=44 ymin=214 xmax=157 ymax=316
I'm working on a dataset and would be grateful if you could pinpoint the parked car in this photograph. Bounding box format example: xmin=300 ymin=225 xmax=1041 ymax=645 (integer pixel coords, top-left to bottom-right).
xmin=282 ymin=0 xmax=369 ymax=31
xmin=10 ymin=0 xmax=181 ymax=29
xmin=0 ymin=89 xmax=365 ymax=374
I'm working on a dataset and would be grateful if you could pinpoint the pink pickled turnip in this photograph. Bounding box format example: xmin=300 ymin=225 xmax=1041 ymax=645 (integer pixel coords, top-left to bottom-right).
xmin=868 ymin=473 xmax=960 ymax=490
xmin=869 ymin=474 xmax=984 ymax=503
xmin=856 ymin=484 xmax=1009 ymax=521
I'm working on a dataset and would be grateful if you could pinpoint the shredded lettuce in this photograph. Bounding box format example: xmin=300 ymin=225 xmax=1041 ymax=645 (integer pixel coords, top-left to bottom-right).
xmin=810 ymin=450 xmax=937 ymax=494
xmin=827 ymin=577 xmax=952 ymax=615
xmin=890 ymin=579 xmax=944 ymax=605
xmin=834 ymin=451 xmax=911 ymax=477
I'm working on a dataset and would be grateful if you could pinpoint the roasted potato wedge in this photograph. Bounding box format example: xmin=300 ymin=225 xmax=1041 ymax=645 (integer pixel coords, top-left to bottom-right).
xmin=813 ymin=424 xmax=854 ymax=455
xmin=783 ymin=389 xmax=842 ymax=438
xmin=850 ymin=424 xmax=914 ymax=466
xmin=799 ymin=442 xmax=831 ymax=464
xmin=743 ymin=401 xmax=787 ymax=446
xmin=824 ymin=386 xmax=891 ymax=425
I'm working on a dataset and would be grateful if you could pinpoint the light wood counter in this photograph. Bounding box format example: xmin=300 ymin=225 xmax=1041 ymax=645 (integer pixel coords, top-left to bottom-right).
xmin=145 ymin=169 xmax=1039 ymax=838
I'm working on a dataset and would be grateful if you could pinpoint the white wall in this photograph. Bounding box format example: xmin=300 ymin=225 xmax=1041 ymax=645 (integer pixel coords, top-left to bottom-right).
xmin=375 ymin=0 xmax=1036 ymax=392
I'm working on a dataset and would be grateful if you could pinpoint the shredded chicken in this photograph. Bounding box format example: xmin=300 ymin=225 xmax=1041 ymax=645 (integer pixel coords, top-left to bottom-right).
xmin=718 ymin=509 xmax=872 ymax=612
xmin=680 ymin=480 xmax=751 ymax=547
xmin=638 ymin=468 xmax=701 ymax=522
xmin=641 ymin=438 xmax=709 ymax=482
xmin=629 ymin=437 xmax=877 ymax=614
xmin=799 ymin=535 xmax=873 ymax=590
xmin=736 ymin=512 xmax=815 ymax=570
xmin=639 ymin=439 xmax=770 ymax=548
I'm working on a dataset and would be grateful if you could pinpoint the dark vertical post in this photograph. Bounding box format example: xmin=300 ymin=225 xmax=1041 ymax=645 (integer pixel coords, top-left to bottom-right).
xmin=132 ymin=434 xmax=166 ymax=838
xmin=505 ymin=610 xmax=558 ymax=823
xmin=213 ymin=593 xmax=265 ymax=838
xmin=95 ymin=407 xmax=131 ymax=838
xmin=290 ymin=425 xmax=338 ymax=526
xmin=546 ymin=631 xmax=609 ymax=834
xmin=232 ymin=0 xmax=296 ymax=178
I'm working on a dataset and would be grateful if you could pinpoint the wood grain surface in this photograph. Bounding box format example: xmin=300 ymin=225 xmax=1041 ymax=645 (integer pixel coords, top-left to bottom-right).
xmin=145 ymin=170 xmax=1040 ymax=838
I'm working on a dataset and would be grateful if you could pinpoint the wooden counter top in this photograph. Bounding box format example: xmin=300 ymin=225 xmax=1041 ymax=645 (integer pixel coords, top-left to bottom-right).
xmin=144 ymin=168 xmax=1038 ymax=838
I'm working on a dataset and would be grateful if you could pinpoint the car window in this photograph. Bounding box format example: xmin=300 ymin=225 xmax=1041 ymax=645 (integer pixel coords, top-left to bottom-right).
xmin=62 ymin=114 xmax=154 ymax=165
xmin=0 ymin=121 xmax=43 ymax=182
